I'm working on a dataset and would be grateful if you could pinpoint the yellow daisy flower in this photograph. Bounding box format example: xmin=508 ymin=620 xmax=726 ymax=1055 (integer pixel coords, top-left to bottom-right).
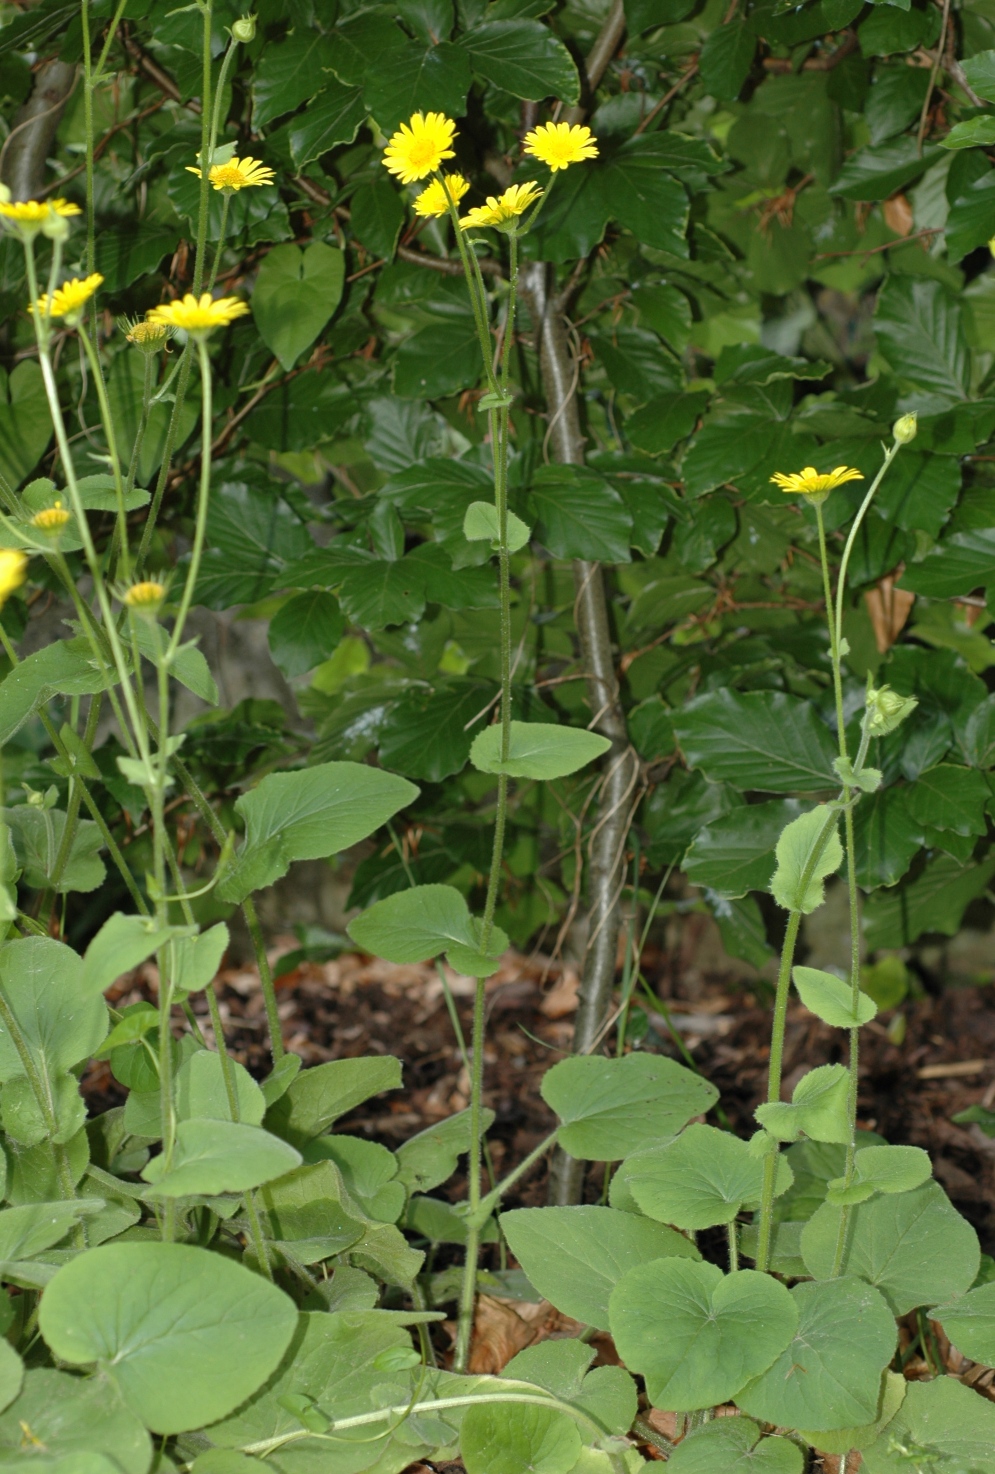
xmin=123 ymin=579 xmax=166 ymax=609
xmin=31 ymin=273 xmax=103 ymax=322
xmin=147 ymin=293 xmax=249 ymax=336
xmin=413 ymin=173 xmax=470 ymax=218
xmin=770 ymin=465 xmax=864 ymax=505
xmin=523 ymin=122 xmax=599 ymax=172
xmin=383 ymin=112 xmax=457 ymax=184
xmin=460 ymin=181 xmax=544 ymax=231
xmin=0 ymin=198 xmax=80 ymax=225
xmin=0 ymin=548 xmax=27 ymax=607
xmin=186 ymin=155 xmax=276 ymax=192
xmin=30 ymin=500 xmax=71 ymax=533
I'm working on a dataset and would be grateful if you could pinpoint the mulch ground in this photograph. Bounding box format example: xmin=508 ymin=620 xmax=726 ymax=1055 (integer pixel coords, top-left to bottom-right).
xmin=86 ymin=939 xmax=995 ymax=1470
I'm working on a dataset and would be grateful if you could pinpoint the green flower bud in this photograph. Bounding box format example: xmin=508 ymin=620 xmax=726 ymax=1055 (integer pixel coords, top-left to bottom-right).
xmin=865 ymin=684 xmax=917 ymax=737
xmin=231 ymin=13 xmax=256 ymax=41
xmin=892 ymin=413 xmax=918 ymax=446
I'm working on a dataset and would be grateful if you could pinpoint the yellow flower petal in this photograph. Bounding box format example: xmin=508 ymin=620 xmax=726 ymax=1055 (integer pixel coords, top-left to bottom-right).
xmin=147 ymin=293 xmax=249 ymax=335
xmin=187 ymin=155 xmax=276 ymax=192
xmin=413 ymin=173 xmax=470 ymax=218
xmin=30 ymin=273 xmax=103 ymax=320
xmin=459 ymin=180 xmax=543 ymax=230
xmin=382 ymin=112 xmax=457 ymax=184
xmin=0 ymin=198 xmax=80 ymax=224
xmin=523 ymin=121 xmax=598 ymax=172
xmin=770 ymin=465 xmax=864 ymax=500
xmin=0 ymin=548 xmax=27 ymax=607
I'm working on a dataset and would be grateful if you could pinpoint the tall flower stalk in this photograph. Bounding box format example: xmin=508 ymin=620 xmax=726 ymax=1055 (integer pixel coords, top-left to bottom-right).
xmin=754 ymin=421 xmax=917 ymax=1270
xmin=381 ymin=110 xmax=599 ymax=1371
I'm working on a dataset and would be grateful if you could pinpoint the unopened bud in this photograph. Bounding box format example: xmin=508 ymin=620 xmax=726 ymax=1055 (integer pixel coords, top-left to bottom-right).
xmin=892 ymin=413 xmax=918 ymax=445
xmin=231 ymin=13 xmax=256 ymax=41
xmin=40 ymin=213 xmax=70 ymax=243
xmin=865 ymin=684 xmax=917 ymax=737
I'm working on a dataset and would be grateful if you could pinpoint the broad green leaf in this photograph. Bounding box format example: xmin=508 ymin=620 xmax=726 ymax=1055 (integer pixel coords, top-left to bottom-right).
xmin=626 ymin=392 xmax=703 ymax=455
xmin=602 ymin=137 xmax=691 ymax=257
xmin=853 ymin=785 xmax=923 ymax=889
xmin=736 ymin=1277 xmax=896 ymax=1431
xmin=131 ymin=620 xmax=218 ymax=705
xmin=141 ymin=1118 xmax=301 ymax=1197
xmin=941 ymin=115 xmax=995 ymax=149
xmin=627 ymin=1123 xmax=793 ymax=1231
xmin=933 ymin=1281 xmax=995 ymax=1367
xmin=541 ymin=1053 xmax=718 ymax=1160
xmin=470 ymin=720 xmax=611 ymax=780
xmin=38 ymin=1242 xmax=298 ymax=1434
xmin=801 ymin=1180 xmax=981 ymax=1313
xmin=363 ymin=40 xmax=471 ymax=135
xmin=699 ymin=18 xmax=756 ymax=100
xmin=289 ymin=78 xmax=366 ymax=168
xmin=503 ymin=1339 xmax=637 ymax=1437
xmin=200 ymin=1310 xmax=419 ymax=1462
xmin=674 ymin=689 xmax=838 ymax=793
xmin=668 ymin=1417 xmax=802 ymax=1474
xmin=349 ymin=177 xmax=405 ymax=259
xmin=826 ymin=1144 xmax=932 ymax=1207
xmin=682 ymin=799 xmax=803 ymax=898
xmin=257 ymin=1160 xmax=367 ymax=1263
xmin=906 ymin=762 xmax=990 ymax=836
xmin=874 ymin=276 xmax=969 ymax=402
xmin=463 ymin=499 xmax=532 ymax=552
xmin=0 ymin=363 xmax=52 ymax=492
xmin=348 ymin=883 xmax=508 ymax=977
xmin=899 ymin=527 xmax=995 ymax=599
xmin=396 ymin=1106 xmax=496 ymax=1193
xmin=862 ymin=853 xmax=995 ymax=949
xmin=268 ymin=591 xmax=345 ymax=678
xmin=962 ymin=48 xmax=995 ymax=101
xmin=799 ymin=1369 xmax=907 ymax=1456
xmin=830 ymin=138 xmax=942 ymax=199
xmin=457 ymin=18 xmax=579 ymax=102
xmin=378 ymin=677 xmax=499 ymax=782
xmin=251 ymin=30 xmax=336 ymax=126
xmin=756 ymin=1063 xmax=851 ymax=1144
xmin=793 ymin=965 xmax=878 ymax=1028
xmin=609 ymin=1259 xmax=797 ymax=1410
xmin=0 ymin=936 xmax=107 ymax=1081
xmin=217 ymin=761 xmax=418 ymax=904
xmin=500 ymin=1205 xmax=700 ymax=1329
xmin=0 ymin=1369 xmax=150 ymax=1472
xmin=393 ymin=317 xmax=481 ymax=400
xmin=266 ymin=1056 xmax=402 ymax=1148
xmin=461 ymin=1401 xmax=580 ymax=1474
xmin=528 ymin=465 xmax=633 ymax=562
xmin=80 ymin=913 xmax=177 ymax=998
xmin=946 ymin=174 xmax=995 ymax=263
xmin=175 ymin=1049 xmax=265 ymax=1126
xmin=0 ymin=1343 xmax=20 ymax=1419
xmin=312 ymin=1135 xmax=403 ymax=1222
xmin=172 ymin=923 xmax=229 ymax=997
xmin=0 ymin=1198 xmax=103 ymax=1260
xmin=861 ymin=1375 xmax=995 ymax=1474
xmin=770 ymin=805 xmax=843 ymax=913
xmin=348 ymin=1217 xmax=424 ymax=1289
xmin=6 ymin=805 xmax=105 ymax=893
xmin=252 ymin=243 xmax=345 ymax=372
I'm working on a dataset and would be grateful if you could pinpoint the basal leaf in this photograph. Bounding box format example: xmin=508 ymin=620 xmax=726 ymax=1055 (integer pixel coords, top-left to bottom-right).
xmin=541 ymin=1053 xmax=718 ymax=1160
xmin=500 ymin=1205 xmax=700 ymax=1329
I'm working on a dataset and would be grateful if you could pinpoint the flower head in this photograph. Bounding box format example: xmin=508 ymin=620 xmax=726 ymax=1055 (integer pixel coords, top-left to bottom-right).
xmin=413 ymin=173 xmax=470 ymax=218
xmin=460 ymin=181 xmax=544 ymax=232
xmin=892 ymin=413 xmax=918 ymax=445
xmin=30 ymin=500 xmax=71 ymax=534
xmin=865 ymin=684 xmax=917 ymax=738
xmin=383 ymin=112 xmax=457 ymax=185
xmin=147 ymin=293 xmax=249 ymax=337
xmin=770 ymin=465 xmax=864 ymax=506
xmin=0 ymin=198 xmax=80 ymax=234
xmin=523 ymin=122 xmax=599 ymax=172
xmin=0 ymin=549 xmax=27 ymax=607
xmin=186 ymin=155 xmax=275 ymax=192
xmin=123 ymin=580 xmax=166 ymax=611
xmin=123 ymin=317 xmax=173 ymax=351
xmin=31 ymin=273 xmax=103 ymax=323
